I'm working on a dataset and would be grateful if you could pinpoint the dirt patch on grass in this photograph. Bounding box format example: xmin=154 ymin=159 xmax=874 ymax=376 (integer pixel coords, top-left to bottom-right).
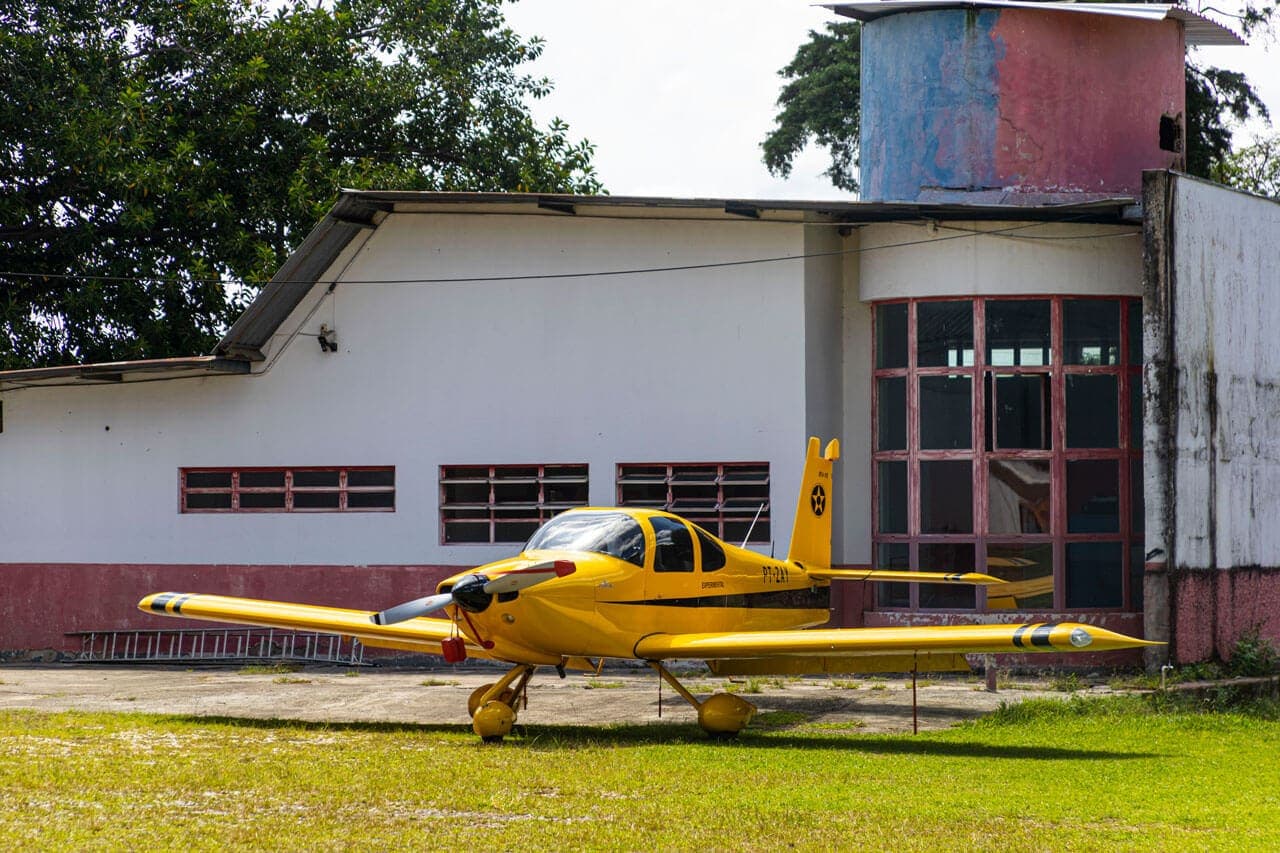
xmin=0 ymin=663 xmax=1088 ymax=734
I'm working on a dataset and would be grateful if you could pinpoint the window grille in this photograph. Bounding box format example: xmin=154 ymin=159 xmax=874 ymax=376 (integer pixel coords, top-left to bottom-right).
xmin=181 ymin=467 xmax=395 ymax=513
xmin=440 ymin=464 xmax=589 ymax=544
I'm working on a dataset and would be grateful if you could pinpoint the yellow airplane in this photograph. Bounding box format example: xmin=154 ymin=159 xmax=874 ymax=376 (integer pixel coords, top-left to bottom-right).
xmin=139 ymin=437 xmax=1156 ymax=741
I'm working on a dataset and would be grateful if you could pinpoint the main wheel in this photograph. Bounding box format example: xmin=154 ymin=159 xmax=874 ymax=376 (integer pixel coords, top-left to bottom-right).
xmin=472 ymin=699 xmax=516 ymax=742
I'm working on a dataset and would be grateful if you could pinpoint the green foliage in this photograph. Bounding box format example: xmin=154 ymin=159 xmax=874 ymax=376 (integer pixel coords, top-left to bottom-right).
xmin=1185 ymin=62 xmax=1269 ymax=181
xmin=1212 ymin=132 xmax=1280 ymax=198
xmin=1048 ymin=671 xmax=1087 ymax=693
xmin=1227 ymin=625 xmax=1280 ymax=677
xmin=761 ymin=21 xmax=862 ymax=193
xmin=0 ymin=0 xmax=600 ymax=369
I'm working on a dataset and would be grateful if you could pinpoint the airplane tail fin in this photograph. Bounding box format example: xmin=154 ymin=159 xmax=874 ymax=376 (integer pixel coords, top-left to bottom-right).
xmin=786 ymin=437 xmax=840 ymax=570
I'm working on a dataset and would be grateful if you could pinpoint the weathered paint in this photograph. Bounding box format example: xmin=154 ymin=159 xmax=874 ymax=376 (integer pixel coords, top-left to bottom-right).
xmin=861 ymin=9 xmax=1184 ymax=202
xmin=0 ymin=563 xmax=461 ymax=654
xmin=1143 ymin=171 xmax=1280 ymax=664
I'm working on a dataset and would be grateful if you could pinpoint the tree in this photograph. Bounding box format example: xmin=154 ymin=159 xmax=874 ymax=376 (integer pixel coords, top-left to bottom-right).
xmin=0 ymin=0 xmax=602 ymax=369
xmin=1212 ymin=133 xmax=1280 ymax=197
xmin=763 ymin=7 xmax=1274 ymax=197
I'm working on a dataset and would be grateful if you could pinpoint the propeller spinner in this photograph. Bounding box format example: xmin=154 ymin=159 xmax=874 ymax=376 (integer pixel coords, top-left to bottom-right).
xmin=370 ymin=560 xmax=575 ymax=625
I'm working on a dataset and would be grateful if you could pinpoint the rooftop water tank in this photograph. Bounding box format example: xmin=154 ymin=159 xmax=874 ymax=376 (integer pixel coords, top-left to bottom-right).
xmin=827 ymin=1 xmax=1243 ymax=203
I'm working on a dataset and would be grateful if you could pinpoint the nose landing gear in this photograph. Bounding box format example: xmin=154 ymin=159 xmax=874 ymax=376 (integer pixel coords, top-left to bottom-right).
xmin=468 ymin=664 xmax=536 ymax=742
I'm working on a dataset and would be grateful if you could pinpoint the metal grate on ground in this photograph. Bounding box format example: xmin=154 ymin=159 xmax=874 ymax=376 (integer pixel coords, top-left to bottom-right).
xmin=68 ymin=628 xmax=365 ymax=665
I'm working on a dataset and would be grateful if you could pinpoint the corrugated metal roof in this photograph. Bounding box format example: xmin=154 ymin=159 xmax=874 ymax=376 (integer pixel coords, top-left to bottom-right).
xmin=0 ymin=356 xmax=249 ymax=391
xmin=823 ymin=1 xmax=1245 ymax=46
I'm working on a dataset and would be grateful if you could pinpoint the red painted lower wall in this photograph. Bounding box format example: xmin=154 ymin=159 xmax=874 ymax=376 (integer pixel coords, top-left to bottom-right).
xmin=1170 ymin=568 xmax=1280 ymax=665
xmin=0 ymin=563 xmax=461 ymax=653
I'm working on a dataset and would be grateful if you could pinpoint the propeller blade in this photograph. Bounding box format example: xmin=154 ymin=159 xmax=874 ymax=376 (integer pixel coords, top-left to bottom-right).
xmin=481 ymin=559 xmax=575 ymax=595
xmin=371 ymin=592 xmax=455 ymax=625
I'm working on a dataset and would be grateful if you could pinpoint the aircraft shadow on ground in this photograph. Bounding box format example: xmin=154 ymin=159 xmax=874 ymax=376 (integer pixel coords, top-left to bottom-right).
xmin=164 ymin=713 xmax=1158 ymax=761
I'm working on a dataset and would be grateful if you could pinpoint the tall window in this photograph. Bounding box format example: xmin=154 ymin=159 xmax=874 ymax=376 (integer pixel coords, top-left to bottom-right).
xmin=617 ymin=462 xmax=770 ymax=544
xmin=873 ymin=297 xmax=1143 ymax=611
xmin=440 ymin=464 xmax=588 ymax=544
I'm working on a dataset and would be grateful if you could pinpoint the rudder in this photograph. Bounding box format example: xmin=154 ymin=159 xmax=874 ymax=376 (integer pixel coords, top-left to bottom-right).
xmin=786 ymin=436 xmax=840 ymax=570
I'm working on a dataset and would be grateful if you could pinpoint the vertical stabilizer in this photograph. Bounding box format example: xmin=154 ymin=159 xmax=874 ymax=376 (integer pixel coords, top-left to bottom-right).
xmin=787 ymin=437 xmax=840 ymax=570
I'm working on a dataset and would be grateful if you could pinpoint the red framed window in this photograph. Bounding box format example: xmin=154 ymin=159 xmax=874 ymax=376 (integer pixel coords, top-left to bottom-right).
xmin=181 ymin=467 xmax=395 ymax=513
xmin=617 ymin=462 xmax=770 ymax=544
xmin=872 ymin=297 xmax=1143 ymax=612
xmin=440 ymin=464 xmax=589 ymax=544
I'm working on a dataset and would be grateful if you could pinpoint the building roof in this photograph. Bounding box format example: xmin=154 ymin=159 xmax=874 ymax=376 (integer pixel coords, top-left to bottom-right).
xmin=823 ymin=1 xmax=1245 ymax=46
xmin=0 ymin=356 xmax=249 ymax=392
xmin=1 ymin=189 xmax=1140 ymax=388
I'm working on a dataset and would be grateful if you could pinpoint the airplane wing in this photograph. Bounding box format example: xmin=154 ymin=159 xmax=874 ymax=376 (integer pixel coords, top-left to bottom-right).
xmin=634 ymin=621 xmax=1157 ymax=662
xmin=808 ymin=568 xmax=1005 ymax=584
xmin=138 ymin=592 xmax=491 ymax=658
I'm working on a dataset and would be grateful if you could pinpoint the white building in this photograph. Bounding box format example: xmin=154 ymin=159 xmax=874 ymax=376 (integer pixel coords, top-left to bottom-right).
xmin=1 ymin=191 xmax=1151 ymax=657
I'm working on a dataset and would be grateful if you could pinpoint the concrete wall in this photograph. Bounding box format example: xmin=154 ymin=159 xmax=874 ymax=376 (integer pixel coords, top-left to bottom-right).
xmin=861 ymin=9 xmax=1184 ymax=203
xmin=857 ymin=220 xmax=1143 ymax=300
xmin=0 ymin=210 xmax=813 ymax=650
xmin=1144 ymin=171 xmax=1280 ymax=664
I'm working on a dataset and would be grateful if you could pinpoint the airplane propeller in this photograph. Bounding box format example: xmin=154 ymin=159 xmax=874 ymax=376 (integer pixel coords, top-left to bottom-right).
xmin=370 ymin=559 xmax=575 ymax=625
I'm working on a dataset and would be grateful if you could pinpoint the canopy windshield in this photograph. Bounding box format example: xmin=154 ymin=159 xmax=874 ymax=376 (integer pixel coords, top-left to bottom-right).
xmin=525 ymin=511 xmax=646 ymax=567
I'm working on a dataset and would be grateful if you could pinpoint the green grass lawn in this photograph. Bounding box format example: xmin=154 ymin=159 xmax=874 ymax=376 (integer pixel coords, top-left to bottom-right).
xmin=1 ymin=696 xmax=1277 ymax=851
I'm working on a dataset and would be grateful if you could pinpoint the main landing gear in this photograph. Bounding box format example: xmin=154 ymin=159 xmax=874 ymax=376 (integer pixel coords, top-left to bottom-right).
xmin=648 ymin=661 xmax=756 ymax=739
xmin=468 ymin=663 xmax=536 ymax=742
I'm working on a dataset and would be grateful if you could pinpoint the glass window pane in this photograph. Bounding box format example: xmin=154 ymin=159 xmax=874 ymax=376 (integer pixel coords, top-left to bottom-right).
xmin=348 ymin=491 xmax=395 ymax=509
xmin=1066 ymin=460 xmax=1119 ymax=533
xmin=1129 ymin=543 xmax=1145 ymax=611
xmin=1064 ymin=300 xmax=1120 ymax=365
xmin=1066 ymin=374 xmax=1118 ymax=448
xmin=985 ymin=543 xmax=1054 ymax=610
xmin=294 ymin=492 xmax=340 ymax=509
xmin=1128 ymin=300 xmax=1143 ymax=366
xmin=185 ymin=492 xmax=232 ymax=510
xmin=349 ymin=469 xmax=395 ymax=488
xmin=986 ymin=300 xmax=1049 ymax=366
xmin=876 ymin=302 xmax=908 ymax=369
xmin=917 ymin=301 xmax=973 ymax=367
xmin=878 ymin=461 xmax=907 ymax=534
xmin=877 ymin=377 xmax=906 ymax=451
xmin=921 ymin=460 xmax=972 ymax=533
xmin=919 ymin=375 xmax=971 ymax=449
xmin=1066 ymin=541 xmax=1123 ymax=608
xmin=294 ymin=470 xmax=340 ymax=488
xmin=1129 ymin=376 xmax=1142 ymax=449
xmin=993 ymin=374 xmax=1050 ymax=449
xmin=988 ymin=460 xmax=1051 ymax=534
xmin=240 ymin=471 xmax=284 ymax=489
xmin=875 ymin=543 xmax=910 ymax=608
xmin=240 ymin=492 xmax=286 ymax=509
xmin=185 ymin=471 xmax=231 ymax=489
xmin=918 ymin=543 xmax=976 ymax=608
xmin=1131 ymin=457 xmax=1144 ymax=534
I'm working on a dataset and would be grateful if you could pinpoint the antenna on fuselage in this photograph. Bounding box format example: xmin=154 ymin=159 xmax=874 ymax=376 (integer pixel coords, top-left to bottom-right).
xmin=741 ymin=503 xmax=767 ymax=549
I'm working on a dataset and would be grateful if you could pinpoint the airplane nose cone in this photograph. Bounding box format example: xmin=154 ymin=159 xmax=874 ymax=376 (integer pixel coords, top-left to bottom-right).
xmin=451 ymin=573 xmax=492 ymax=613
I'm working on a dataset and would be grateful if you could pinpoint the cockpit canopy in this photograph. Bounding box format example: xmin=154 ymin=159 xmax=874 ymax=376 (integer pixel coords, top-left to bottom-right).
xmin=524 ymin=511 xmax=646 ymax=566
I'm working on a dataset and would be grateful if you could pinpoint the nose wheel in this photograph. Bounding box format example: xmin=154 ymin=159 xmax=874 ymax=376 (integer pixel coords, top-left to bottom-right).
xmin=468 ymin=664 xmax=535 ymax=742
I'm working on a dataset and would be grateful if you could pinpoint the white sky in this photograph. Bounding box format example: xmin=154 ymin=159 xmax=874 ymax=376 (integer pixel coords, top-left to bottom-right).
xmin=502 ymin=0 xmax=1280 ymax=200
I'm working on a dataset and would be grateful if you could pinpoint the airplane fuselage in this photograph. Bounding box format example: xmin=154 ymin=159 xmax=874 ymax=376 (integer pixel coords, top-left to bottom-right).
xmin=434 ymin=508 xmax=830 ymax=665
